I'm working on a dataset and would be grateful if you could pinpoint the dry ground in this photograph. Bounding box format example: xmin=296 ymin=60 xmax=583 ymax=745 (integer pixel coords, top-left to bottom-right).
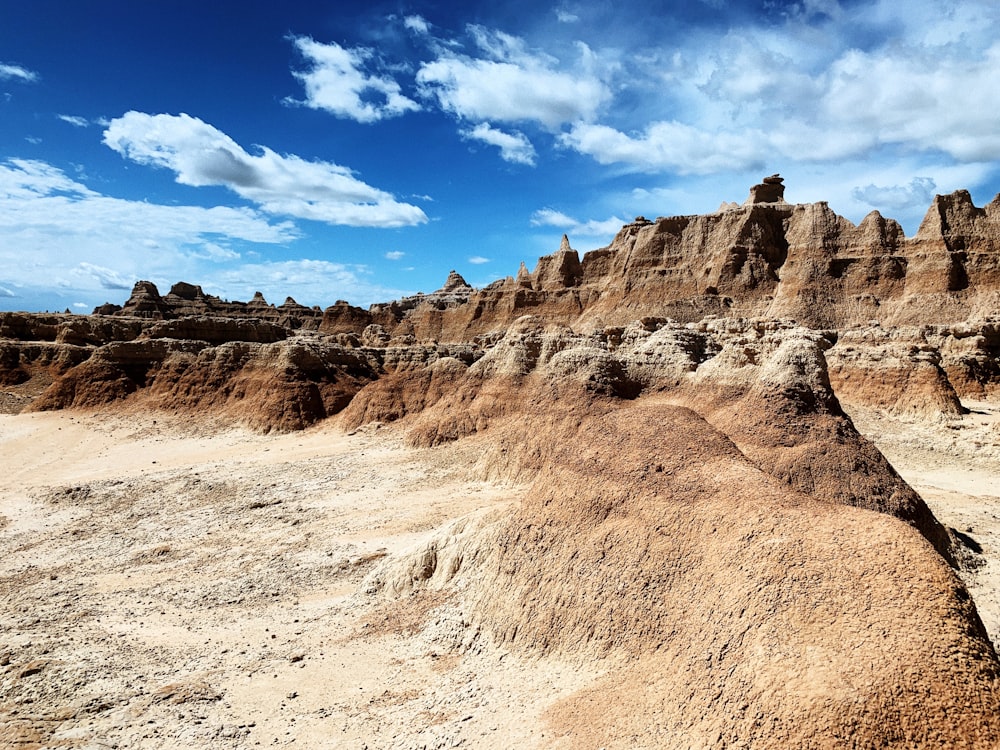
xmin=1 ymin=398 xmax=998 ymax=749
xmin=0 ymin=413 xmax=603 ymax=749
xmin=846 ymin=398 xmax=1000 ymax=644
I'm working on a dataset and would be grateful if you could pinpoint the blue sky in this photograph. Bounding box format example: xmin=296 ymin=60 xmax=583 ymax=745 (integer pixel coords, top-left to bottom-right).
xmin=2 ymin=0 xmax=998 ymax=312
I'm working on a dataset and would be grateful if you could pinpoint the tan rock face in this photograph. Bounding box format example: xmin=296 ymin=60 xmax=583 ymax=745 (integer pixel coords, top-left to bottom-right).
xmin=344 ymin=180 xmax=1000 ymax=339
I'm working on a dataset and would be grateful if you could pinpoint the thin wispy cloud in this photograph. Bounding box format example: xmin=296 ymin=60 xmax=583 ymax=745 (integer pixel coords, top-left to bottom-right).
xmin=0 ymin=63 xmax=38 ymax=83
xmin=214 ymin=259 xmax=410 ymax=307
xmin=103 ymin=112 xmax=428 ymax=228
xmin=385 ymin=250 xmax=405 ymax=260
xmin=531 ymin=208 xmax=626 ymax=239
xmin=461 ymin=123 xmax=536 ymax=165
xmin=74 ymin=262 xmax=134 ymax=290
xmin=288 ymin=36 xmax=421 ymax=123
xmin=467 ymin=255 xmax=490 ymax=264
xmin=57 ymin=114 xmax=90 ymax=128
xmin=0 ymin=158 xmax=296 ymax=300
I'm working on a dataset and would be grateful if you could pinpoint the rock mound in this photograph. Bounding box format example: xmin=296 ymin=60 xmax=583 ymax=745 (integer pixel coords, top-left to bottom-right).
xmin=30 ymin=337 xmax=379 ymax=432
xmin=365 ymin=384 xmax=999 ymax=747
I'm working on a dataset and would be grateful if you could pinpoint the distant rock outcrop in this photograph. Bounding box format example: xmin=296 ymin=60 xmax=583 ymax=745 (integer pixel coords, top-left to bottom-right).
xmin=357 ymin=179 xmax=1000 ymax=339
xmin=102 ymin=281 xmax=325 ymax=330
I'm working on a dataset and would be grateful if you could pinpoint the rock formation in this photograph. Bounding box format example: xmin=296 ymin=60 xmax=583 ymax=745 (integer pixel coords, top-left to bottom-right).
xmin=104 ymin=281 xmax=326 ymax=329
xmin=3 ymin=177 xmax=1000 ymax=745
xmin=355 ymin=317 xmax=998 ymax=746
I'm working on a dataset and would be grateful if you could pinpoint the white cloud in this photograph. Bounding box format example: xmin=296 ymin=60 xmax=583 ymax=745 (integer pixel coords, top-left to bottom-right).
xmin=530 ymin=208 xmax=576 ymax=229
xmin=404 ymin=15 xmax=431 ymax=35
xmin=0 ymin=63 xmax=38 ymax=83
xmin=190 ymin=242 xmax=240 ymax=261
xmin=74 ymin=262 xmax=133 ymax=290
xmin=0 ymin=158 xmax=298 ymax=307
xmin=467 ymin=256 xmax=490 ymax=264
xmin=556 ymin=9 xmax=580 ymax=23
xmin=416 ymin=26 xmax=611 ymax=129
xmin=560 ymin=121 xmax=769 ymax=175
xmin=289 ymin=36 xmax=420 ymax=123
xmin=819 ymin=42 xmax=1000 ymax=162
xmin=212 ymin=259 xmax=409 ymax=308
xmin=57 ymin=114 xmax=90 ymax=128
xmin=851 ymin=177 xmax=938 ymax=211
xmin=552 ymin=0 xmax=1000 ymax=179
xmin=530 ymin=208 xmax=625 ymax=238
xmin=385 ymin=250 xmax=405 ymax=260
xmin=461 ymin=123 xmax=536 ymax=165
xmin=103 ymin=111 xmax=428 ymax=228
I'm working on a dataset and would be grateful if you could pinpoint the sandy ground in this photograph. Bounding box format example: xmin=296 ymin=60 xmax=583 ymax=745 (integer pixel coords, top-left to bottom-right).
xmin=2 ymin=400 xmax=998 ymax=749
xmin=847 ymin=398 xmax=1000 ymax=645
xmin=0 ymin=412 xmax=603 ymax=749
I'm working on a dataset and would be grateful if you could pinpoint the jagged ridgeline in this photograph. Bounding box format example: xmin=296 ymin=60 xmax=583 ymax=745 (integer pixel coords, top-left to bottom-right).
xmin=3 ymin=177 xmax=1000 ymax=745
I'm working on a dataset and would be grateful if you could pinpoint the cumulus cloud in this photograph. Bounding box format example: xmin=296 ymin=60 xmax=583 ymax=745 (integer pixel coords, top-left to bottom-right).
xmin=560 ymin=122 xmax=769 ymax=175
xmin=289 ymin=36 xmax=420 ymax=123
xmin=385 ymin=250 xmax=405 ymax=260
xmin=416 ymin=26 xmax=611 ymax=129
xmin=819 ymin=42 xmax=1000 ymax=162
xmin=0 ymin=63 xmax=37 ymax=83
xmin=531 ymin=208 xmax=625 ymax=238
xmin=0 ymin=158 xmax=298 ymax=306
xmin=103 ymin=111 xmax=427 ymax=228
xmin=57 ymin=114 xmax=90 ymax=128
xmin=851 ymin=177 xmax=938 ymax=211
xmin=552 ymin=0 xmax=1000 ymax=175
xmin=461 ymin=123 xmax=536 ymax=165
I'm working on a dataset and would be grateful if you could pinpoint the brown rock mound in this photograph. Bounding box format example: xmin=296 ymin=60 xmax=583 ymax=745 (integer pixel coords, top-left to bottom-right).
xmin=345 ymin=318 xmax=952 ymax=559
xmin=366 ymin=395 xmax=999 ymax=747
xmin=30 ymin=337 xmax=378 ymax=432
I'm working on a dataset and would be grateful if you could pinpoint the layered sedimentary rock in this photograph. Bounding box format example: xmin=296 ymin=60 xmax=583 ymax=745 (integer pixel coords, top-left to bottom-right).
xmin=351 ymin=178 xmax=1000 ymax=340
xmin=356 ymin=317 xmax=998 ymax=747
xmin=81 ymin=179 xmax=1000 ymax=345
xmin=31 ymin=336 xmax=380 ymax=432
xmin=103 ymin=281 xmax=325 ymax=329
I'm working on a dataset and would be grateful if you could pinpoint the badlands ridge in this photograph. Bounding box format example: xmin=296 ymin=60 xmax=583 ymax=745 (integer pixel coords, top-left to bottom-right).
xmin=2 ymin=177 xmax=1000 ymax=747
